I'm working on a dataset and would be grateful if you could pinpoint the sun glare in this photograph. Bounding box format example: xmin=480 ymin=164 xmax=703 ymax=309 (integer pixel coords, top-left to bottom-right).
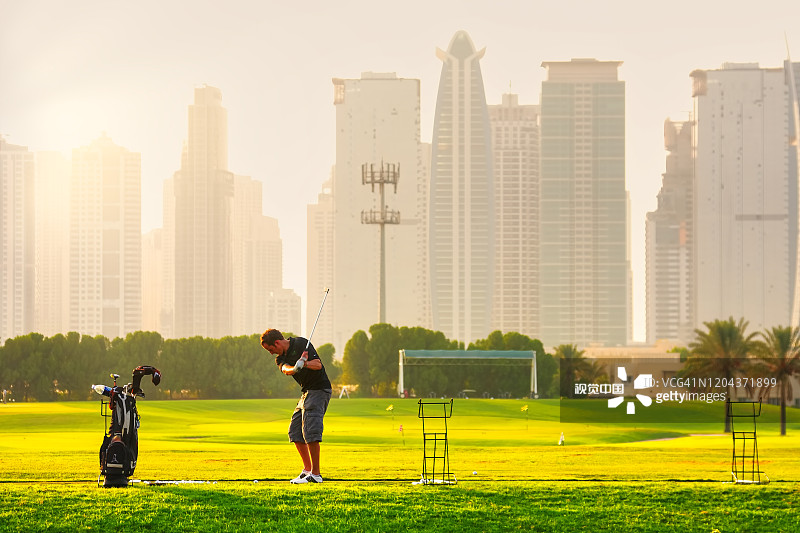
xmin=42 ymin=95 xmax=127 ymax=152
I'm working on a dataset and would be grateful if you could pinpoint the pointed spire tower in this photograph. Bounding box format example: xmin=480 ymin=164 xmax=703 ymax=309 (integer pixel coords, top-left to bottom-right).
xmin=429 ymin=31 xmax=494 ymax=344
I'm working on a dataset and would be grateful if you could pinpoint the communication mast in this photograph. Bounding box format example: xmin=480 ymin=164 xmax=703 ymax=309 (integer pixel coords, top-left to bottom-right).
xmin=361 ymin=161 xmax=400 ymax=323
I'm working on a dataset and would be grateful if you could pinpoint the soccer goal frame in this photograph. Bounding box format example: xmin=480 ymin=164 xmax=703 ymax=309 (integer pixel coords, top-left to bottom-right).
xmin=398 ymin=350 xmax=537 ymax=398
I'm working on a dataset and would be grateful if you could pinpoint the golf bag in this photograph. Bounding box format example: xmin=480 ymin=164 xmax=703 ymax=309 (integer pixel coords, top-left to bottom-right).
xmin=96 ymin=365 xmax=161 ymax=488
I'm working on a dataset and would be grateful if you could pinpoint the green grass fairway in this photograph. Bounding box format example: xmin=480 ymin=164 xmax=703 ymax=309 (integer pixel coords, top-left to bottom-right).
xmin=2 ymin=482 xmax=798 ymax=533
xmin=1 ymin=398 xmax=799 ymax=531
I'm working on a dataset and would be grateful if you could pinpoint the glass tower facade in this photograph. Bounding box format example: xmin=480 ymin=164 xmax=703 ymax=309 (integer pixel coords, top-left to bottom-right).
xmin=539 ymin=59 xmax=630 ymax=347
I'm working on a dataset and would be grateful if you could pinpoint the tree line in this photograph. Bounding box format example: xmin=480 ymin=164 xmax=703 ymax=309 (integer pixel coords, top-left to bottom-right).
xmin=0 ymin=326 xmax=556 ymax=402
xmin=3 ymin=317 xmax=798 ymax=436
xmin=0 ymin=331 xmax=341 ymax=402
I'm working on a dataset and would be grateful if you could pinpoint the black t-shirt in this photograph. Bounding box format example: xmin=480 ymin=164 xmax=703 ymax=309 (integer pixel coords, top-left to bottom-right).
xmin=275 ymin=337 xmax=332 ymax=392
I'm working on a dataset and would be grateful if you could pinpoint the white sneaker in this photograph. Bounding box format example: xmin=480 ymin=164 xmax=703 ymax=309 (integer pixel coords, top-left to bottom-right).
xmin=306 ymin=473 xmax=323 ymax=483
xmin=290 ymin=470 xmax=311 ymax=484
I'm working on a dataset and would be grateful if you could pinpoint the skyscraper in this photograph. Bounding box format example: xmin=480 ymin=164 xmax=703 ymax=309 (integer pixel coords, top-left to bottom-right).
xmin=429 ymin=31 xmax=494 ymax=344
xmin=161 ymin=177 xmax=175 ymax=338
xmin=539 ymin=58 xmax=630 ymax=347
xmin=171 ymin=86 xmax=234 ymax=338
xmin=306 ymin=174 xmax=334 ymax=348
xmin=645 ymin=119 xmax=694 ymax=344
xmin=232 ymin=174 xmax=284 ymax=336
xmin=330 ymin=72 xmax=425 ymax=352
xmin=692 ymin=63 xmax=791 ymax=331
xmin=264 ymin=288 xmax=301 ymax=337
xmin=69 ymin=134 xmax=141 ymax=338
xmin=417 ymin=142 xmax=433 ymax=331
xmin=35 ymin=151 xmax=70 ymax=336
xmin=488 ymin=93 xmax=540 ymax=337
xmin=785 ymin=59 xmax=800 ymax=328
xmin=141 ymin=228 xmax=162 ymax=332
xmin=0 ymin=138 xmax=35 ymax=341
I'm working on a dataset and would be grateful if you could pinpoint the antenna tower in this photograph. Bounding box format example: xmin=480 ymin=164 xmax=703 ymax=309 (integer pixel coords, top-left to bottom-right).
xmin=361 ymin=161 xmax=400 ymax=323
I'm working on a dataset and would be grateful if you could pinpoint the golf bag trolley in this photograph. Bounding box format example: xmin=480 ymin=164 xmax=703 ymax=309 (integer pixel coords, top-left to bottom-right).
xmin=93 ymin=365 xmax=162 ymax=488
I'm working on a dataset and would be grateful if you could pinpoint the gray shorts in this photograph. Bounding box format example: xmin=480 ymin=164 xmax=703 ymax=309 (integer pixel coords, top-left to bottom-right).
xmin=288 ymin=389 xmax=332 ymax=443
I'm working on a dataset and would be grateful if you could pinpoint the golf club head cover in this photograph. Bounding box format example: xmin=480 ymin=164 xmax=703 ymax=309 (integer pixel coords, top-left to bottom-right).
xmin=131 ymin=365 xmax=162 ymax=396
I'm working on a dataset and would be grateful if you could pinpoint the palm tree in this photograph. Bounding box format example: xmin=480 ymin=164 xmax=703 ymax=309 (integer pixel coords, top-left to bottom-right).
xmin=554 ymin=344 xmax=591 ymax=399
xmin=754 ymin=326 xmax=800 ymax=436
xmin=580 ymin=360 xmax=609 ymax=384
xmin=686 ymin=317 xmax=760 ymax=432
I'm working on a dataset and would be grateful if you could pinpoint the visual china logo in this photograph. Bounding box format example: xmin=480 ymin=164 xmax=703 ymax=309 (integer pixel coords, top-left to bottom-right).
xmin=607 ymin=367 xmax=654 ymax=415
xmin=563 ymin=357 xmax=777 ymax=424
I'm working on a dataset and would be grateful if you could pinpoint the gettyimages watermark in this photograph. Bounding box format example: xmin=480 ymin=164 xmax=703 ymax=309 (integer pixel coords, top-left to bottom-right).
xmin=559 ymin=358 xmax=779 ymax=423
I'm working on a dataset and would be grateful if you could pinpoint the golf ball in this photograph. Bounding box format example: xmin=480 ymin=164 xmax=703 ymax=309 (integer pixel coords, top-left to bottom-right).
xmin=473 ymin=471 xmax=477 ymax=475
xmin=253 ymin=480 xmax=258 ymax=483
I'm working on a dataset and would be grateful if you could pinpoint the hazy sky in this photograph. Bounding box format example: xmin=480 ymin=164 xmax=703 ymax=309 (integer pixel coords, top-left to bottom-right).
xmin=4 ymin=0 xmax=800 ymax=340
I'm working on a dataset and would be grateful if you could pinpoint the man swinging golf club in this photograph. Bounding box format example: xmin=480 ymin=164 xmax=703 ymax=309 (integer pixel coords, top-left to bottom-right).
xmin=261 ymin=289 xmax=331 ymax=483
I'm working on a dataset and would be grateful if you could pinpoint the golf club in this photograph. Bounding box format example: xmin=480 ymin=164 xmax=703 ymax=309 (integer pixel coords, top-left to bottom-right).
xmin=306 ymin=287 xmax=330 ymax=350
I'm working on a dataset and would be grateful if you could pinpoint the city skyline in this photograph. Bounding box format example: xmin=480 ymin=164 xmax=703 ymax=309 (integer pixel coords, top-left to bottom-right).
xmin=5 ymin=1 xmax=800 ymax=339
